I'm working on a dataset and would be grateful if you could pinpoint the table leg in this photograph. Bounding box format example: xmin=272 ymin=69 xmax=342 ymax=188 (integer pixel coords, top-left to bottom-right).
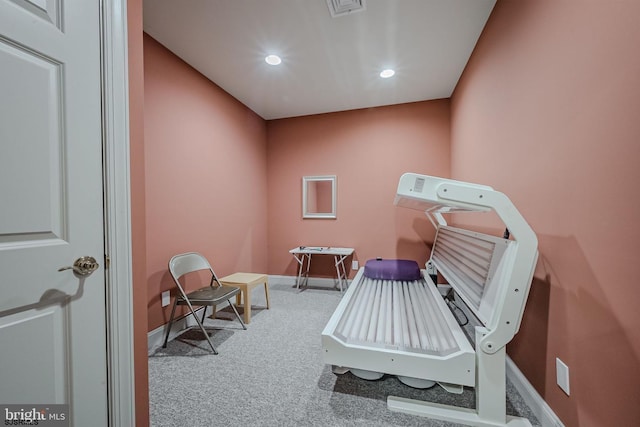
xmin=243 ymin=286 xmax=252 ymax=324
xmin=264 ymin=280 xmax=271 ymax=309
xmin=340 ymin=256 xmax=348 ymax=288
xmin=334 ymin=254 xmax=349 ymax=292
xmin=333 ymin=255 xmax=341 ymax=291
xmin=294 ymin=254 xmax=304 ymax=289
xmin=303 ymin=254 xmax=311 ymax=288
xmin=295 ymin=253 xmax=312 ymax=290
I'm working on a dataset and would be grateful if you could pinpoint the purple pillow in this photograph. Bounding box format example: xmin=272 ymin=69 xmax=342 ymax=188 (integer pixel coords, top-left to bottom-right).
xmin=363 ymin=259 xmax=421 ymax=281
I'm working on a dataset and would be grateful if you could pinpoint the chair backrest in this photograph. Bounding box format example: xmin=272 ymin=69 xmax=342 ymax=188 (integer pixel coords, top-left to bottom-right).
xmin=168 ymin=252 xmax=213 ymax=281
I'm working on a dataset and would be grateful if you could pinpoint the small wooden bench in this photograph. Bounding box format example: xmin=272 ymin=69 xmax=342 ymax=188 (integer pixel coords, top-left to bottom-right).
xmin=219 ymin=273 xmax=270 ymax=324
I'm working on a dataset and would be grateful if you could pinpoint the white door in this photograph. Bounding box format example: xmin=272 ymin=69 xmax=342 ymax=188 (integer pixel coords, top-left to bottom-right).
xmin=0 ymin=0 xmax=108 ymax=425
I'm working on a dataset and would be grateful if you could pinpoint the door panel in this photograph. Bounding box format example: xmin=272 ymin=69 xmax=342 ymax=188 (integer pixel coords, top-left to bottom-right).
xmin=0 ymin=38 xmax=64 ymax=242
xmin=0 ymin=0 xmax=108 ymax=424
xmin=0 ymin=308 xmax=66 ymax=402
xmin=9 ymin=0 xmax=61 ymax=29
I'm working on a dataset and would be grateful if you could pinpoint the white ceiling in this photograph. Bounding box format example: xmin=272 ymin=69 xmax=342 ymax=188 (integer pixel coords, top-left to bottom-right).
xmin=143 ymin=0 xmax=496 ymax=120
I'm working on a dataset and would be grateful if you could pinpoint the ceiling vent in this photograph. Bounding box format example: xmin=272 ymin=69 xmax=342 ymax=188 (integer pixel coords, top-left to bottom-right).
xmin=326 ymin=0 xmax=366 ymax=18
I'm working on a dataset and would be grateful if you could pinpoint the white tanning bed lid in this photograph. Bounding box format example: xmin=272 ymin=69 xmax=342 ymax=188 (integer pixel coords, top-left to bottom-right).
xmin=394 ymin=173 xmax=493 ymax=214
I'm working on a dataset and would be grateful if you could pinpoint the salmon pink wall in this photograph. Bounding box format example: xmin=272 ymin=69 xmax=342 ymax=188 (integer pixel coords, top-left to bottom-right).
xmin=451 ymin=1 xmax=640 ymax=426
xmin=143 ymin=34 xmax=268 ymax=331
xmin=267 ymin=101 xmax=450 ymax=278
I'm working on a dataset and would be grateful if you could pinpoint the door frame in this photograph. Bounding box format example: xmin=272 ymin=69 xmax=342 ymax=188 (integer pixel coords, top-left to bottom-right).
xmin=101 ymin=0 xmax=135 ymax=424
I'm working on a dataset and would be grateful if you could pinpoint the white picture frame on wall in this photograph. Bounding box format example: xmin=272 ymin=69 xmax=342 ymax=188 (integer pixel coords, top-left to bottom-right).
xmin=302 ymin=175 xmax=336 ymax=219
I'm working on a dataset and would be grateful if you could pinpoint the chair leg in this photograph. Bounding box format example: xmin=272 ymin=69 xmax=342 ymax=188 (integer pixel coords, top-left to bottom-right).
xmin=201 ymin=306 xmax=207 ymax=324
xmin=228 ymin=299 xmax=247 ymax=330
xmin=163 ymin=298 xmax=178 ymax=348
xmin=184 ymin=301 xmax=218 ymax=354
xmin=193 ymin=311 xmax=218 ymax=354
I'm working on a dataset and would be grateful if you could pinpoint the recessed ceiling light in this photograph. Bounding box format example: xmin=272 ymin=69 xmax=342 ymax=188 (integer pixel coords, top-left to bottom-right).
xmin=265 ymin=54 xmax=282 ymax=65
xmin=380 ymin=69 xmax=395 ymax=78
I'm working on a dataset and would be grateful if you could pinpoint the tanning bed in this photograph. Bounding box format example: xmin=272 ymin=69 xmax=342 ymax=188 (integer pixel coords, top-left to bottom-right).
xmin=321 ymin=173 xmax=539 ymax=427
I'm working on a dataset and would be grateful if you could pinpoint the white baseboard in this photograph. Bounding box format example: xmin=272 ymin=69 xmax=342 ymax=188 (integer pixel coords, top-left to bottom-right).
xmin=148 ymin=316 xmax=184 ymax=355
xmin=267 ymin=274 xmax=297 ymax=286
xmin=452 ymin=293 xmax=563 ymax=427
xmin=268 ymin=274 xmax=351 ymax=290
xmin=147 ymin=307 xmax=213 ymax=355
xmin=506 ymin=356 xmax=564 ymax=427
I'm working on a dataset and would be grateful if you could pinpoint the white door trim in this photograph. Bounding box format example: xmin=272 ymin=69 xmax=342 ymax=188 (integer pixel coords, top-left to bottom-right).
xmin=101 ymin=0 xmax=135 ymax=425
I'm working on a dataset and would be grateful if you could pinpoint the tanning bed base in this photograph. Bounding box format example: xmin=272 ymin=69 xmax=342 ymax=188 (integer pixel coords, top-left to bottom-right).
xmin=323 ymin=270 xmax=475 ymax=389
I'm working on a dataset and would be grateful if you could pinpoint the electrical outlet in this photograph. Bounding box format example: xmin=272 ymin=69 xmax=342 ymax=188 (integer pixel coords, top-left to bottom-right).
xmin=556 ymin=357 xmax=570 ymax=396
xmin=161 ymin=290 xmax=170 ymax=307
xmin=352 ymin=260 xmax=359 ymax=270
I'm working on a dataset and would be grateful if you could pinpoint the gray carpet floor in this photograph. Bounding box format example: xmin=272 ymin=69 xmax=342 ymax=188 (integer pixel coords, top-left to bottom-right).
xmin=149 ymin=281 xmax=540 ymax=427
